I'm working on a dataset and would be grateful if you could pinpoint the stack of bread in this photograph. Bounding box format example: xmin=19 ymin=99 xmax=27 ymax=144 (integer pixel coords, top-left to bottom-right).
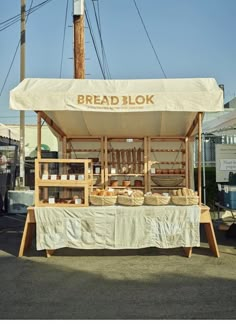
xmin=90 ymin=189 xmax=117 ymax=206
xmin=117 ymin=189 xmax=144 ymax=206
xmin=144 ymin=192 xmax=170 ymax=205
xmin=171 ymin=187 xmax=199 ymax=205
xmin=90 ymin=188 xmax=117 ymax=196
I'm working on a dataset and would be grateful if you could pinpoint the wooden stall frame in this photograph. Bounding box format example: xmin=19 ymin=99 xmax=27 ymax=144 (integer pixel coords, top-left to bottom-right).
xmin=24 ymin=109 xmax=219 ymax=258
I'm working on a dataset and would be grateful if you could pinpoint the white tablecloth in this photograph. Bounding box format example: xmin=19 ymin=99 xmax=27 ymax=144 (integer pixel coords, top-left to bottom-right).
xmin=35 ymin=205 xmax=200 ymax=251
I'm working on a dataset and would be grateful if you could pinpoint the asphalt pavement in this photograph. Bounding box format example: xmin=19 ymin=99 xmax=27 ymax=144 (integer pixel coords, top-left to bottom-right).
xmin=0 ymin=213 xmax=236 ymax=320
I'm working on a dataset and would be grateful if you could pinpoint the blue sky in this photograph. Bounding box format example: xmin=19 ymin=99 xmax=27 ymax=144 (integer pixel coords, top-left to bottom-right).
xmin=0 ymin=0 xmax=236 ymax=124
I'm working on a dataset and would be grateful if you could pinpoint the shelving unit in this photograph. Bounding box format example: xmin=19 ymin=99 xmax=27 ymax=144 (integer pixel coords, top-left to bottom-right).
xmin=104 ymin=136 xmax=148 ymax=192
xmin=65 ymin=136 xmax=104 ymax=189
xmin=147 ymin=137 xmax=188 ymax=192
xmin=35 ymin=158 xmax=93 ymax=207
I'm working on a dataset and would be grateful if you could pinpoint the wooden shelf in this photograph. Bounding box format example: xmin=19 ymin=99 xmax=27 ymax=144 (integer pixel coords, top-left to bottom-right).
xmin=150 ymin=174 xmax=185 ymax=177
xmin=108 ymin=173 xmax=144 ymax=176
xmin=37 ymin=180 xmax=92 ymax=187
xmin=151 ymin=186 xmax=184 ymax=189
xmin=35 ymin=158 xmax=93 ymax=207
xmin=151 ymin=149 xmax=185 ymax=153
xmin=107 ymin=186 xmax=145 ymax=189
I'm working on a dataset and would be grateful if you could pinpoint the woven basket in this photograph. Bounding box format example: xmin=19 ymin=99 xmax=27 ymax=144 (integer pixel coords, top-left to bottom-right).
xmin=151 ymin=176 xmax=183 ymax=187
xmin=144 ymin=195 xmax=170 ymax=206
xmin=89 ymin=195 xmax=117 ymax=206
xmin=117 ymin=195 xmax=144 ymax=206
xmin=171 ymin=195 xmax=199 ymax=206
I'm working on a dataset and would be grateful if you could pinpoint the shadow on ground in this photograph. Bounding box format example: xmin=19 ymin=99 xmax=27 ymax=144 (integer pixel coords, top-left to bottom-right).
xmin=0 ymin=214 xmax=236 ymax=319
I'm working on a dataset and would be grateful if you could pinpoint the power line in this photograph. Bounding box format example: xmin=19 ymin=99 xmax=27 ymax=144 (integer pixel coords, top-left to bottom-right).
xmin=0 ymin=0 xmax=54 ymax=97
xmin=85 ymin=5 xmax=106 ymax=79
xmin=133 ymin=0 xmax=167 ymax=78
xmin=91 ymin=0 xmax=111 ymax=79
xmin=0 ymin=1 xmax=34 ymax=97
xmin=0 ymin=0 xmax=54 ymax=32
xmin=59 ymin=0 xmax=69 ymax=78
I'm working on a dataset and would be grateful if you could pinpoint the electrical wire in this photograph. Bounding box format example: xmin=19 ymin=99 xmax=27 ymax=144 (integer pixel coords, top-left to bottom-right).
xmin=85 ymin=5 xmax=106 ymax=79
xmin=133 ymin=0 xmax=167 ymax=78
xmin=0 ymin=0 xmax=54 ymax=32
xmin=0 ymin=0 xmax=55 ymax=97
xmin=0 ymin=1 xmax=34 ymax=97
xmin=91 ymin=0 xmax=111 ymax=79
xmin=59 ymin=0 xmax=69 ymax=78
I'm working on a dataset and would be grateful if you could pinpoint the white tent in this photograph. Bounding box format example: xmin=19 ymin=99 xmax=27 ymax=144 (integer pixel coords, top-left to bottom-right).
xmin=10 ymin=77 xmax=223 ymax=138
xmin=203 ymin=110 xmax=236 ymax=135
xmin=0 ymin=123 xmax=19 ymax=141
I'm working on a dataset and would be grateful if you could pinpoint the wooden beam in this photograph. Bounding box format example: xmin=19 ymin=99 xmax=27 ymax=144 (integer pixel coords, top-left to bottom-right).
xmin=186 ymin=113 xmax=201 ymax=138
xmin=35 ymin=111 xmax=66 ymax=138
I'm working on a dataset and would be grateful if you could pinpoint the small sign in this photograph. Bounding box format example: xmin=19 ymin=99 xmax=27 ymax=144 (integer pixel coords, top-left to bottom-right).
xmin=50 ymin=174 xmax=57 ymax=180
xmin=220 ymin=159 xmax=236 ymax=171
xmin=111 ymin=168 xmax=116 ymax=174
xmin=42 ymin=174 xmax=48 ymax=180
xmin=95 ymin=167 xmax=100 ymax=174
xmin=48 ymin=197 xmax=55 ymax=204
xmin=75 ymin=198 xmax=82 ymax=204
xmin=61 ymin=174 xmax=67 ymax=180
xmin=69 ymin=174 xmax=76 ymax=180
xmin=151 ymin=168 xmax=155 ymax=174
xmin=78 ymin=174 xmax=84 ymax=180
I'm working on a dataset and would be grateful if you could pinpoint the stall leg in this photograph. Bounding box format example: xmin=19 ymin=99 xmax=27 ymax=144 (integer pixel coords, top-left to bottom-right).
xmin=18 ymin=213 xmax=35 ymax=257
xmin=203 ymin=222 xmax=220 ymax=257
xmin=183 ymin=247 xmax=192 ymax=258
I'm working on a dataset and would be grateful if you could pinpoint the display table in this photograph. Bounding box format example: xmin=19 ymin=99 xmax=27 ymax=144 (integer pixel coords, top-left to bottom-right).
xmin=18 ymin=205 xmax=220 ymax=258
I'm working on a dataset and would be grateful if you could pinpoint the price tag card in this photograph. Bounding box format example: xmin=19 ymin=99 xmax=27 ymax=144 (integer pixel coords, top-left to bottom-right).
xmin=75 ymin=198 xmax=82 ymax=204
xmin=50 ymin=174 xmax=57 ymax=180
xmin=48 ymin=197 xmax=55 ymax=204
xmin=111 ymin=168 xmax=116 ymax=174
xmin=69 ymin=174 xmax=76 ymax=180
xmin=78 ymin=174 xmax=84 ymax=180
xmin=42 ymin=174 xmax=49 ymax=180
xmin=151 ymin=168 xmax=155 ymax=174
xmin=61 ymin=174 xmax=67 ymax=180
xmin=95 ymin=167 xmax=100 ymax=174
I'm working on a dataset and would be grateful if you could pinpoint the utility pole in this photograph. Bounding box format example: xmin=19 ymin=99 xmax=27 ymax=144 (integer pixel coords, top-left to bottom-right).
xmin=20 ymin=0 xmax=26 ymax=187
xmin=73 ymin=0 xmax=85 ymax=79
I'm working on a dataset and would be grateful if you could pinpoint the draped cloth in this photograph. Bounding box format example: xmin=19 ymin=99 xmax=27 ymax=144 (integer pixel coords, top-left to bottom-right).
xmin=35 ymin=205 xmax=200 ymax=251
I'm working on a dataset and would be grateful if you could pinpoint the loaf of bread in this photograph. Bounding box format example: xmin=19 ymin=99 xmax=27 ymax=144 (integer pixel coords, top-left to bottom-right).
xmin=171 ymin=187 xmax=196 ymax=197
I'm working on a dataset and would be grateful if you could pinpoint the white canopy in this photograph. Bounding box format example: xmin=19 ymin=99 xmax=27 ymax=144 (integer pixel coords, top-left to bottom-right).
xmin=0 ymin=123 xmax=19 ymax=141
xmin=203 ymin=110 xmax=236 ymax=135
xmin=10 ymin=77 xmax=223 ymax=137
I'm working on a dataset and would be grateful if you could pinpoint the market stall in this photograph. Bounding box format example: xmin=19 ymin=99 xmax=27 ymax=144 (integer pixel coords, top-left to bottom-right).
xmin=10 ymin=77 xmax=223 ymax=257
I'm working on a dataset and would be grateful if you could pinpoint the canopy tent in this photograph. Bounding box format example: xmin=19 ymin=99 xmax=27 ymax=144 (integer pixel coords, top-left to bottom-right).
xmin=202 ymin=109 xmax=236 ymax=135
xmin=0 ymin=123 xmax=19 ymax=141
xmin=10 ymin=78 xmax=223 ymax=138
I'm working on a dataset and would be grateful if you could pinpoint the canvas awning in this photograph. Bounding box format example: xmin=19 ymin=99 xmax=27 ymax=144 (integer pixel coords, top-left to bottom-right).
xmin=10 ymin=77 xmax=223 ymax=137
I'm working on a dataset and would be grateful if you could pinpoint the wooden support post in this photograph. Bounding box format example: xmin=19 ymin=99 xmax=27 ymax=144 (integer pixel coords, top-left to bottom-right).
xmin=185 ymin=137 xmax=189 ymax=188
xmin=104 ymin=136 xmax=108 ymax=188
xmin=198 ymin=113 xmax=202 ymax=205
xmin=37 ymin=112 xmax=42 ymax=159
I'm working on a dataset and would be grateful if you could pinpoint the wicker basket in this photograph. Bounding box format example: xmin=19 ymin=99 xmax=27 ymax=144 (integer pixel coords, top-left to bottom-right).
xmin=171 ymin=195 xmax=199 ymax=206
xmin=144 ymin=195 xmax=170 ymax=206
xmin=151 ymin=176 xmax=183 ymax=187
xmin=89 ymin=195 xmax=117 ymax=206
xmin=117 ymin=195 xmax=144 ymax=206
